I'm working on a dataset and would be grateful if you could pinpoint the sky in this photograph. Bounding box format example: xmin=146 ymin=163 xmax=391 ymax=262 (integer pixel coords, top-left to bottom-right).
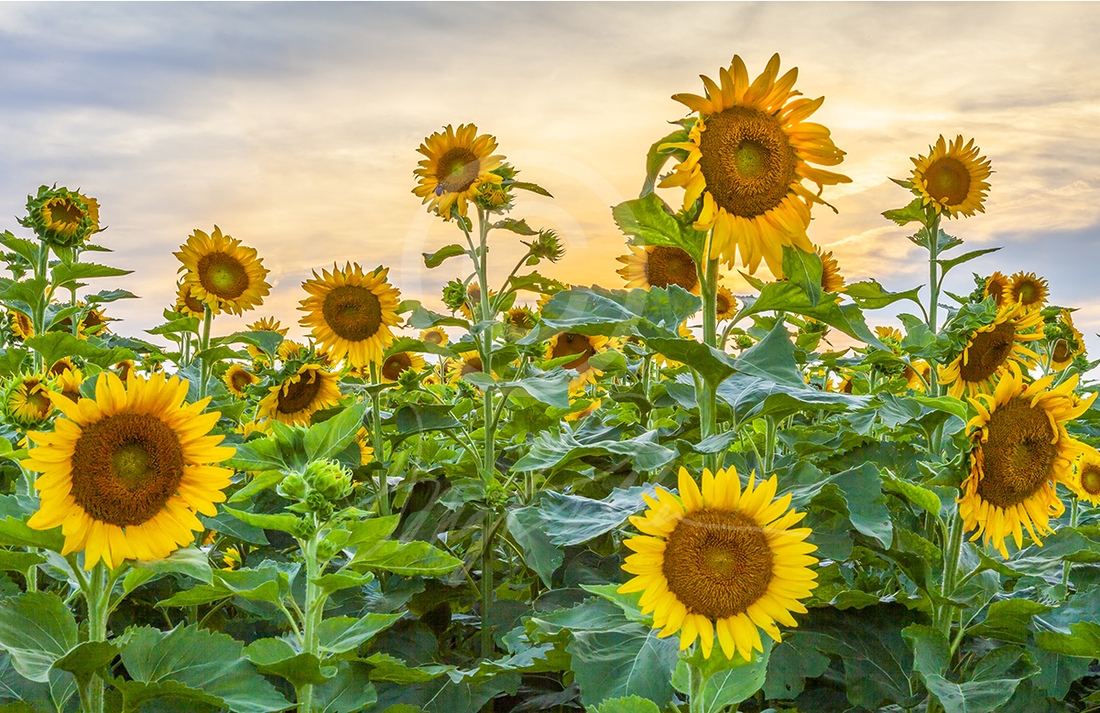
xmin=2 ymin=2 xmax=1100 ymax=355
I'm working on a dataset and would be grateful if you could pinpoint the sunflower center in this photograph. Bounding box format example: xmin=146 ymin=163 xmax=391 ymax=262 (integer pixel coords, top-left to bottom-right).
xmin=197 ymin=253 xmax=249 ymax=300
xmin=645 ymin=247 xmax=699 ymax=292
xmin=924 ymin=157 xmax=971 ymax=207
xmin=661 ymin=508 xmax=773 ymax=619
xmin=1013 ymin=280 xmax=1043 ymax=307
xmin=70 ymin=413 xmax=185 ymax=526
xmin=978 ymin=397 xmax=1058 ymax=508
xmin=716 ymin=291 xmax=732 ymax=316
xmin=44 ymin=199 xmax=83 ymax=230
xmin=1052 ymin=339 xmax=1071 ymax=363
xmin=230 ymin=369 xmax=253 ymax=392
xmin=1081 ymin=464 xmax=1100 ymax=496
xmin=437 ymin=148 xmax=481 ymax=193
xmin=278 ymin=371 xmax=322 ymax=414
xmin=698 ymin=106 xmax=798 ymax=219
xmin=322 ymin=285 xmax=383 ymax=341
xmin=460 ymin=356 xmax=483 ymax=376
xmin=985 ymin=280 xmax=1005 ymax=306
xmin=25 ymin=389 xmax=51 ymax=415
xmin=423 ymin=329 xmax=444 ymax=345
xmin=959 ymin=320 xmax=1016 ymax=383
xmin=382 ymin=353 xmax=413 ymax=381
xmin=552 ymin=333 xmax=596 ymax=371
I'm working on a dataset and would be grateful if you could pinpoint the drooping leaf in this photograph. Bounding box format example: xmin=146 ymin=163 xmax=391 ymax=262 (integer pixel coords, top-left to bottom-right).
xmin=506 ymin=507 xmax=563 ymax=587
xmin=243 ymin=638 xmax=334 ymax=689
xmin=422 ymin=244 xmax=467 ymax=269
xmin=845 ymin=278 xmax=923 ymax=309
xmin=304 ymin=402 xmax=367 ymax=462
xmin=511 ymin=429 xmax=675 ymax=473
xmin=611 ymin=194 xmax=704 ymax=263
xmin=316 ymin=614 xmax=404 ymax=655
xmin=350 ymin=540 xmax=461 ymax=576
xmin=0 ymin=593 xmax=77 ymax=683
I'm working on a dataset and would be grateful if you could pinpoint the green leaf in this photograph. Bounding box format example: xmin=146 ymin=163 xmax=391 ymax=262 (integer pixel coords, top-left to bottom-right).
xmin=201 ymin=512 xmax=269 ymax=546
xmin=23 ymin=332 xmax=136 ymax=370
xmin=611 ymin=194 xmax=703 ymax=263
xmin=879 ymin=470 xmax=942 ymax=516
xmin=0 ymin=593 xmax=77 ymax=682
xmin=345 ymin=515 xmax=401 ymax=547
xmin=423 ymin=244 xmax=468 ymax=268
xmin=903 ymin=624 xmax=950 ymax=678
xmin=1028 ymin=645 xmax=1091 ymax=699
xmin=506 ymin=507 xmax=563 ymax=587
xmin=882 ymin=197 xmax=931 ymax=227
xmin=316 ymin=614 xmax=404 ymax=655
xmin=938 ymin=247 xmax=1001 ymax=276
xmin=672 ymin=639 xmax=772 ymax=713
xmin=216 ymin=563 xmax=293 ymax=605
xmin=969 ymin=600 xmax=1052 ymax=645
xmin=511 ymin=429 xmax=675 ymax=473
xmin=112 ymin=678 xmax=227 ymax=713
xmin=531 ymin=487 xmax=652 ymax=547
xmin=641 ymin=333 xmax=735 ymax=390
xmin=735 ymin=283 xmax=885 ymax=349
xmin=567 ymin=623 xmax=679 ymax=708
xmin=763 ymin=636 xmax=830 ymax=699
xmin=51 ymin=641 xmax=119 ymax=680
xmin=122 ymin=547 xmax=213 ymax=596
xmin=924 ymin=646 xmax=1039 ymax=713
xmin=524 ymin=285 xmax=699 ymax=344
xmin=310 ymin=571 xmax=374 ymax=597
xmin=243 ymin=638 xmax=334 ymax=688
xmin=733 ymin=319 xmax=809 ymax=387
xmin=120 ymin=625 xmax=289 ymax=713
xmin=1035 ymin=621 xmax=1100 ymax=658
xmin=589 ymin=695 xmax=661 ymax=713
xmin=223 ymin=506 xmax=302 ymax=536
xmin=845 ymin=279 xmax=923 ymax=309
xmin=50 ymin=262 xmax=131 ymax=287
xmin=84 ymin=288 xmax=137 ymax=305
xmin=216 ymin=330 xmax=284 ymax=362
xmin=391 ymin=404 xmax=461 ymax=436
xmin=0 ymin=232 xmax=39 ymax=267
xmin=405 ymin=303 xmax=469 ymax=330
xmin=350 ymin=540 xmax=462 ymax=576
xmin=716 ymin=372 xmax=866 ymax=427
xmin=781 ymin=245 xmax=823 ymax=306
xmin=492 ymin=218 xmax=539 ymax=236
xmin=311 ymin=661 xmax=377 ymax=713
xmin=304 ymin=402 xmax=366 ymax=462
xmin=833 ymin=464 xmax=893 ymax=548
xmin=224 ymin=436 xmax=287 ymax=474
xmin=0 ymin=551 xmax=44 ymax=575
xmin=465 ymin=371 xmax=572 ymax=409
xmin=641 ymin=128 xmax=690 ymax=196
xmin=510 ymin=180 xmax=552 ymax=197
xmin=383 ymin=336 xmax=455 ymax=359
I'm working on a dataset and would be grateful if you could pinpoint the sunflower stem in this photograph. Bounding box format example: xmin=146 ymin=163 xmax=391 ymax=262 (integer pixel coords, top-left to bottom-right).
xmin=938 ymin=512 xmax=964 ymax=637
xmin=369 ymin=363 xmax=389 ymax=516
xmin=687 ymin=657 xmax=705 ymax=713
xmin=297 ymin=519 xmax=323 ymax=713
xmin=480 ymin=511 xmax=496 ymax=662
xmin=79 ymin=562 xmax=111 ymax=713
xmin=197 ymin=304 xmax=213 ymax=401
xmin=1062 ymin=496 xmax=1080 ymax=595
xmin=698 ymin=256 xmax=720 ymax=473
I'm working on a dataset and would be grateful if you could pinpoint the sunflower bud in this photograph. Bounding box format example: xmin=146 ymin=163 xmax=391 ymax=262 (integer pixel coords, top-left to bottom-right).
xmin=735 ymin=334 xmax=754 ymax=350
xmin=474 ymin=180 xmax=512 ymax=212
xmin=278 ymin=473 xmax=308 ymax=501
xmin=525 ymin=230 xmax=565 ymax=263
xmin=305 ymin=459 xmax=354 ymax=501
xmin=3 ymin=373 xmax=54 ymax=428
xmin=23 ymin=186 xmax=99 ymax=249
xmin=442 ymin=280 xmax=467 ymax=313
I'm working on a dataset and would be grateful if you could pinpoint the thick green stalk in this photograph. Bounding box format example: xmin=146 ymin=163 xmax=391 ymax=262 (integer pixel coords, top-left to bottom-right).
xmin=368 ymin=363 xmax=389 ymax=516
xmin=297 ymin=524 xmax=322 ymax=713
xmin=30 ymin=243 xmax=49 ymax=374
xmin=197 ymin=305 xmax=213 ymax=401
xmin=926 ymin=213 xmax=942 ymax=334
xmin=80 ymin=563 xmax=110 ymax=713
xmin=480 ymin=512 xmax=495 ymax=661
xmin=1062 ymin=496 xmax=1080 ymax=594
xmin=687 ymin=658 xmax=704 ymax=713
xmin=938 ymin=513 xmax=964 ymax=636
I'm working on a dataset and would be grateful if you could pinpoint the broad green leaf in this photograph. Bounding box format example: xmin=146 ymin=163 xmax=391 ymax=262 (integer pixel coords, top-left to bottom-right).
xmin=522 ymin=285 xmax=700 ymax=344
xmin=405 ymin=303 xmax=469 ymax=330
xmin=530 ymin=487 xmax=653 ymax=547
xmin=833 ymin=464 xmax=893 ymax=548
xmin=350 ymin=540 xmax=462 ymax=576
xmin=672 ymin=639 xmax=772 ymax=713
xmin=243 ymin=638 xmax=334 ymax=688
xmin=50 ymin=262 xmax=131 ymax=287
xmin=611 ymin=193 xmax=704 ymax=262
xmin=845 ymin=278 xmax=923 ymax=309
xmin=423 ymin=244 xmax=467 ymax=268
xmin=304 ymin=401 xmax=367 ymax=461
xmin=1035 ymin=621 xmax=1100 ymax=658
xmin=216 ymin=330 xmax=284 ymax=361
xmin=312 ymin=661 xmax=377 ymax=713
xmin=938 ymin=247 xmax=1001 ymax=275
xmin=346 ymin=515 xmax=401 ymax=547
xmin=0 ymin=593 xmax=77 ymax=682
xmin=512 ymin=429 xmax=674 ymax=473
xmin=510 ymin=180 xmax=552 ymax=197
xmin=155 ymin=584 xmax=234 ymax=609
xmin=111 ymin=678 xmax=226 ymax=713
xmin=222 ymin=506 xmax=302 ymax=536
xmin=0 ymin=552 xmax=44 ymax=575
xmin=0 ymin=232 xmax=39 ymax=266
xmin=640 ymin=127 xmax=690 ymax=196
xmin=363 ymin=653 xmax=449 ymax=684
xmin=969 ymin=600 xmax=1052 ymax=645
xmin=578 ymin=585 xmax=647 ymax=623
xmin=492 ymin=218 xmax=539 ymax=236
xmin=506 ymin=507 xmax=563 ymax=587
xmin=567 ymin=623 xmax=679 ymax=708
xmin=146 ymin=316 xmax=200 ymax=336
xmin=223 ymin=437 xmax=287 ymax=474
xmin=316 ymin=614 xmax=404 ymax=655
xmin=392 ymin=404 xmax=461 ymax=435
xmin=122 ymin=547 xmax=213 ymax=596
xmin=763 ymin=635 xmax=830 ymax=699
xmin=370 ymin=673 xmax=519 ymax=713
xmin=641 ymin=333 xmax=735 ymax=389
xmin=1028 ymin=645 xmax=1091 ymax=699
xmin=465 ymin=371 xmax=572 ymax=409
xmin=903 ymin=624 xmax=950 ymax=679
xmin=23 ymin=332 xmax=136 ymax=371
xmin=732 ymin=318 xmax=806 ymax=387
xmin=51 ymin=641 xmax=119 ymax=681
xmin=383 ymin=336 xmax=455 ymax=359
xmin=589 ymin=695 xmax=661 ymax=713
xmin=310 ymin=571 xmax=374 ymax=597
xmin=216 ymin=563 xmax=293 ymax=605
xmin=882 ymin=197 xmax=931 ymax=227
xmin=735 ymin=282 xmax=885 ymax=349
xmin=84 ymin=288 xmax=137 ymax=305
xmin=923 ymin=646 xmax=1039 ymax=713
xmin=201 ymin=512 xmax=269 ymax=546
xmin=781 ymin=245 xmax=823 ymax=306
xmin=716 ymin=372 xmax=866 ymax=426
xmin=879 ymin=470 xmax=942 ymax=516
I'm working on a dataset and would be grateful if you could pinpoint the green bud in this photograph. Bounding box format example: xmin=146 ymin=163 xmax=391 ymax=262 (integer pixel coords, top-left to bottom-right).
xmin=278 ymin=473 xmax=307 ymax=501
xmin=305 ymin=459 xmax=354 ymax=501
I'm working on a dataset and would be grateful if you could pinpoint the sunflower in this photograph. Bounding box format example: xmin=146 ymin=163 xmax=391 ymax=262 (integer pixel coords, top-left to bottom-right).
xmin=620 ymin=467 xmax=817 ymax=660
xmin=616 ymin=245 xmax=700 ymax=294
xmin=939 ymin=304 xmax=1043 ymax=399
xmin=299 ymin=263 xmax=401 ymax=369
xmin=235 ymin=419 xmax=271 ymax=439
xmin=910 ymin=135 xmax=992 ymax=219
xmin=278 ymin=340 xmax=305 ymax=362
xmin=660 ymin=54 xmax=850 ymax=276
xmin=222 ymin=365 xmax=256 ymax=398
xmin=505 ymin=307 xmax=536 ymax=335
xmin=258 ymin=364 xmax=342 ymax=426
xmin=174 ymin=226 xmax=271 ymax=316
xmin=173 ymin=281 xmax=207 ymax=319
xmin=54 ymin=368 xmax=84 ymax=403
xmin=5 ymin=375 xmax=55 ymax=427
xmin=56 ymin=304 xmax=111 ymax=339
xmin=355 ymin=426 xmax=375 ymax=466
xmin=715 ymin=285 xmax=738 ymax=321
xmin=983 ymin=272 xmax=1010 ymax=309
xmin=380 ymin=351 xmax=426 ymax=383
xmin=247 ymin=316 xmax=288 ymax=336
xmin=653 ymin=322 xmax=697 ymax=369
xmin=30 ymin=188 xmax=98 ymax=248
xmin=818 ymin=247 xmax=846 ymax=293
xmin=1008 ymin=272 xmax=1048 ymax=312
xmin=960 ymin=364 xmax=1094 ymax=557
xmin=1050 ymin=309 xmax=1086 ymax=372
xmin=904 ymin=360 xmax=931 ymax=393
xmin=564 ymin=398 xmax=602 ymax=422
xmin=419 ymin=327 xmax=449 ymax=347
xmin=115 ymin=360 xmax=135 ymax=382
xmin=459 ymin=283 xmax=497 ymax=321
xmin=446 ymin=353 xmax=487 ymax=384
xmin=875 ymin=325 xmax=904 ymax=348
xmin=9 ymin=310 xmax=33 ymax=340
xmin=23 ymin=372 xmax=234 ymax=570
xmin=546 ymin=332 xmax=609 ymax=391
xmin=413 ymin=124 xmax=506 ymax=219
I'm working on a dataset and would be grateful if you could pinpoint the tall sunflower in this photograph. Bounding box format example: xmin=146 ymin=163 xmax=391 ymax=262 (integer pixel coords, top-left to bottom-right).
xmin=546 ymin=332 xmax=609 ymax=391
xmin=413 ymin=124 xmax=505 ymax=219
xmin=380 ymin=351 xmax=426 ymax=383
xmin=660 ymin=54 xmax=850 ymax=276
xmin=939 ymin=304 xmax=1043 ymax=399
xmin=910 ymin=135 xmax=991 ymax=218
xmin=299 ymin=263 xmax=401 ymax=369
xmin=1008 ymin=272 xmax=1048 ymax=312
xmin=175 ymin=227 xmax=271 ymax=315
xmin=23 ymin=372 xmax=234 ymax=570
xmin=616 ymin=245 xmax=700 ymax=293
xmin=960 ymin=364 xmax=1094 ymax=557
xmin=29 ymin=187 xmax=99 ymax=248
xmin=258 ymin=364 xmax=342 ymax=426
xmin=620 ymin=467 xmax=817 ymax=660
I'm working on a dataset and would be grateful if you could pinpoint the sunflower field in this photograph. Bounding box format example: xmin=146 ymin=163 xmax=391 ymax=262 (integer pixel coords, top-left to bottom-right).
xmin=0 ymin=52 xmax=1097 ymax=713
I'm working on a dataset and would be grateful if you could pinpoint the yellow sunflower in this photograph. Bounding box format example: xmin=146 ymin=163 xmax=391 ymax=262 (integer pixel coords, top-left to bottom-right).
xmin=459 ymin=283 xmax=497 ymax=321
xmin=910 ymin=135 xmax=992 ymax=218
xmin=355 ymin=426 xmax=375 ymax=466
xmin=564 ymin=398 xmax=602 ymax=422
xmin=1069 ymin=448 xmax=1100 ymax=506
xmin=960 ymin=364 xmax=1094 ymax=557
xmin=419 ymin=327 xmax=449 ymax=347
xmin=174 ymin=226 xmax=271 ymax=316
xmin=258 ymin=364 xmax=341 ymax=426
xmin=53 ymin=368 xmax=84 ymax=403
xmin=278 ymin=340 xmax=305 ymax=362
xmin=620 ymin=467 xmax=817 ymax=660
xmin=174 ymin=281 xmax=207 ymax=319
xmin=546 ymin=332 xmax=609 ymax=391
xmin=380 ymin=351 xmax=426 ymax=383
xmin=235 ymin=419 xmax=271 ymax=439
xmin=9 ymin=310 xmax=33 ymax=340
xmin=818 ymin=247 xmax=845 ymax=293
xmin=660 ymin=54 xmax=850 ymax=276
xmin=247 ymin=316 xmax=288 ymax=336
xmin=1008 ymin=272 xmax=1048 ymax=312
xmin=904 ymin=360 xmax=931 ymax=393
xmin=505 ymin=307 xmax=536 ymax=336
xmin=413 ymin=124 xmax=505 ymax=219
xmin=715 ymin=285 xmax=738 ymax=321
xmin=222 ymin=364 xmax=256 ymax=398
xmin=875 ymin=325 xmax=904 ymax=347
xmin=983 ymin=272 xmax=1010 ymax=309
xmin=115 ymin=360 xmax=135 ymax=382
xmin=33 ymin=190 xmax=99 ymax=247
xmin=446 ymin=353 xmax=487 ymax=384
xmin=23 ymin=372 xmax=234 ymax=570
xmin=5 ymin=375 xmax=55 ymax=427
xmin=616 ymin=245 xmax=700 ymax=294
xmin=299 ymin=263 xmax=401 ymax=369
xmin=56 ymin=304 xmax=111 ymax=339
xmin=939 ymin=304 xmax=1043 ymax=399
xmin=1050 ymin=309 xmax=1086 ymax=372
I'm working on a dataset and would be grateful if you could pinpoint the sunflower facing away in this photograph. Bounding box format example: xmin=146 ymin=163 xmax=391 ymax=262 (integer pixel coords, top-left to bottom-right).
xmin=939 ymin=304 xmax=1043 ymax=399
xmin=983 ymin=272 xmax=1010 ymax=309
xmin=546 ymin=332 xmax=609 ymax=391
xmin=910 ymin=135 xmax=991 ymax=218
xmin=817 ymin=247 xmax=846 ymax=293
xmin=660 ymin=54 xmax=850 ymax=276
xmin=8 ymin=310 xmax=33 ymax=340
xmin=380 ymin=351 xmax=426 ymax=383
xmin=258 ymin=363 xmax=342 ymax=426
xmin=620 ymin=467 xmax=817 ymax=660
xmin=413 ymin=124 xmax=506 ymax=220
xmin=616 ymin=245 xmax=700 ymax=293
xmin=175 ymin=226 xmax=271 ymax=315
xmin=300 ymin=263 xmax=401 ymax=369
xmin=960 ymin=364 xmax=1094 ymax=557
xmin=23 ymin=372 xmax=234 ymax=570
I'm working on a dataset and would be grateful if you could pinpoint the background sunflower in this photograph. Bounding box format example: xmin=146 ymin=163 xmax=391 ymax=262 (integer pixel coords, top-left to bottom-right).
xmin=413 ymin=124 xmax=505 ymax=219
xmin=299 ymin=263 xmax=401 ymax=369
xmin=616 ymin=245 xmax=700 ymax=293
xmin=174 ymin=226 xmax=271 ymax=315
xmin=939 ymin=304 xmax=1043 ymax=398
xmin=910 ymin=135 xmax=991 ymax=218
xmin=258 ymin=363 xmax=342 ymax=425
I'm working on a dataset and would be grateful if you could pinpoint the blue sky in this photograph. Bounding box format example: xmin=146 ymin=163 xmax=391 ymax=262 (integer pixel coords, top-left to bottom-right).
xmin=2 ymin=2 xmax=1099 ymax=353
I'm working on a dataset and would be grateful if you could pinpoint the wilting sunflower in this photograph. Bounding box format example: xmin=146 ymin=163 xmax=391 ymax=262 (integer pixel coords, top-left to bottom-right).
xmin=300 ymin=263 xmax=401 ymax=369
xmin=53 ymin=368 xmax=84 ymax=403
xmin=620 ymin=467 xmax=817 ymax=660
xmin=446 ymin=353 xmax=487 ymax=384
xmin=23 ymin=372 xmax=234 ymax=570
xmin=1050 ymin=309 xmax=1086 ymax=372
xmin=5 ymin=374 xmax=55 ymax=428
xmin=175 ymin=226 xmax=271 ymax=316
xmin=546 ymin=332 xmax=609 ymax=391
xmin=715 ymin=285 xmax=738 ymax=321
xmin=1008 ymin=272 xmax=1048 ymax=312
xmin=258 ymin=364 xmax=341 ymax=426
xmin=222 ymin=365 xmax=256 ymax=398
xmin=939 ymin=304 xmax=1043 ymax=399
xmin=660 ymin=54 xmax=850 ymax=276
xmin=1070 ymin=448 xmax=1100 ymax=506
xmin=910 ymin=135 xmax=992 ymax=219
xmin=817 ymin=247 xmax=845 ymax=293
xmin=9 ymin=310 xmax=33 ymax=340
xmin=960 ymin=364 xmax=1094 ymax=557
xmin=419 ymin=327 xmax=449 ymax=347
xmin=616 ymin=245 xmax=700 ymax=293
xmin=983 ymin=272 xmax=1010 ymax=309
xmin=413 ymin=124 xmax=506 ymax=219
xmin=380 ymin=351 xmax=426 ymax=383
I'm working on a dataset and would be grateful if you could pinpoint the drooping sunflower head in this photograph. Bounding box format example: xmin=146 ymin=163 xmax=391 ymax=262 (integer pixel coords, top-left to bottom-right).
xmin=8 ymin=310 xmax=33 ymax=340
xmin=413 ymin=124 xmax=506 ymax=220
xmin=23 ymin=372 xmax=234 ymax=570
xmin=817 ymin=247 xmax=846 ymax=294
xmin=1070 ymin=448 xmax=1100 ymax=506
xmin=715 ymin=285 xmax=738 ymax=321
xmin=505 ymin=307 xmax=536 ymax=336
xmin=221 ymin=364 xmax=256 ymax=398
xmin=939 ymin=304 xmax=1043 ymax=399
xmin=616 ymin=245 xmax=700 ymax=294
xmin=660 ymin=54 xmax=850 ymax=276
xmin=546 ymin=332 xmax=609 ymax=391
xmin=27 ymin=186 xmax=98 ymax=248
xmin=910 ymin=135 xmax=992 ymax=219
xmin=419 ymin=327 xmax=449 ymax=347
xmin=960 ymin=364 xmax=1094 ymax=557
xmin=174 ymin=281 xmax=209 ymax=319
xmin=5 ymin=374 xmax=55 ymax=428
xmin=1049 ymin=309 xmax=1086 ymax=372
xmin=380 ymin=351 xmax=426 ymax=383
xmin=175 ymin=226 xmax=271 ymax=316
xmin=300 ymin=263 xmax=402 ymax=369
xmin=1008 ymin=272 xmax=1048 ymax=312
xmin=983 ymin=272 xmax=1010 ymax=309
xmin=620 ymin=467 xmax=817 ymax=660
xmin=258 ymin=363 xmax=342 ymax=426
